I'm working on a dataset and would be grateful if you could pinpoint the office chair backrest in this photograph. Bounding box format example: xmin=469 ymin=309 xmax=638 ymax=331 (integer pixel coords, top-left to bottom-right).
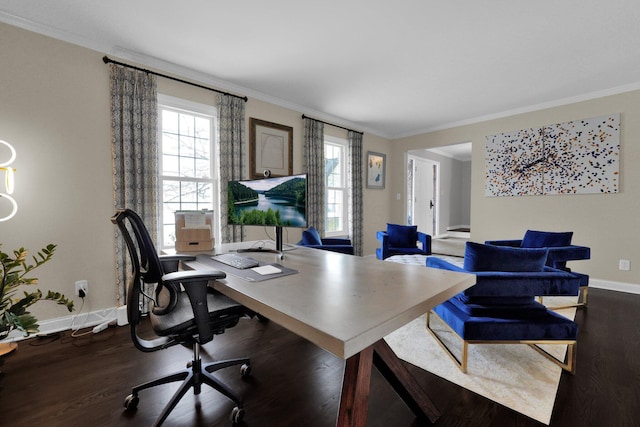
xmin=111 ymin=209 xmax=178 ymax=351
xmin=114 ymin=209 xmax=163 ymax=280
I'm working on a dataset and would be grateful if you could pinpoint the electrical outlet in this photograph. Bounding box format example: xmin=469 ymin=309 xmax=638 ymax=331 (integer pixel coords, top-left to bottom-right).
xmin=75 ymin=280 xmax=88 ymax=296
xmin=619 ymin=259 xmax=630 ymax=271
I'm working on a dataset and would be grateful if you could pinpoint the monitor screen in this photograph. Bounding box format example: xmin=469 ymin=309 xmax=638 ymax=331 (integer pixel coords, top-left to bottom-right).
xmin=228 ymin=174 xmax=307 ymax=228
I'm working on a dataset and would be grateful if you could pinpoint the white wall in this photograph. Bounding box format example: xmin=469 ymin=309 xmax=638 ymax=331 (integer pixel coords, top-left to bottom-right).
xmin=392 ymin=92 xmax=640 ymax=288
xmin=458 ymin=161 xmax=472 ymax=226
xmin=0 ymin=22 xmax=392 ymax=324
xmin=0 ymin=23 xmax=115 ymax=323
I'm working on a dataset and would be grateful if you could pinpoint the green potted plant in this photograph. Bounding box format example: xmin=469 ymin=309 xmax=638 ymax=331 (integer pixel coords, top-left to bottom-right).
xmin=1 ymin=243 xmax=74 ymax=352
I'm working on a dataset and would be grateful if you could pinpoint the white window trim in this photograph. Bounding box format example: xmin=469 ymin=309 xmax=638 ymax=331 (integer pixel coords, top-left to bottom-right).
xmin=324 ymin=135 xmax=349 ymax=238
xmin=157 ymin=94 xmax=220 ymax=249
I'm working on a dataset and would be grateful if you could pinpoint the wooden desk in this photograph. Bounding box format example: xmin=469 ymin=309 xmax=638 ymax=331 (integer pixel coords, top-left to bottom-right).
xmin=184 ymin=244 xmax=475 ymax=426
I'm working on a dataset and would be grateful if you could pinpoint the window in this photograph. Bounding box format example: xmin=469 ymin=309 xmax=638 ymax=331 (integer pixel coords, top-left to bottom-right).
xmin=324 ymin=136 xmax=348 ymax=236
xmin=158 ymin=95 xmax=218 ymax=249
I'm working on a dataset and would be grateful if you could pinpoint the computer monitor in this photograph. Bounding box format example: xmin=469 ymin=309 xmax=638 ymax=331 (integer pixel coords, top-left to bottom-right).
xmin=227 ymin=174 xmax=307 ymax=253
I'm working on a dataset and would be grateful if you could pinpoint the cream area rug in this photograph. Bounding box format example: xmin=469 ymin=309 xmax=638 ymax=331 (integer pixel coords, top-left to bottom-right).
xmin=385 ymin=297 xmax=578 ymax=425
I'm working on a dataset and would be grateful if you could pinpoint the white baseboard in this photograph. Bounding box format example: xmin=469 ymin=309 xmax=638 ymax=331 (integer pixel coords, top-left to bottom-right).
xmin=443 ymin=225 xmax=471 ymax=239
xmin=443 ymin=232 xmax=471 ymax=239
xmin=446 ymin=224 xmax=471 ymax=231
xmin=590 ymin=278 xmax=640 ymax=294
xmin=1 ymin=306 xmax=120 ymax=343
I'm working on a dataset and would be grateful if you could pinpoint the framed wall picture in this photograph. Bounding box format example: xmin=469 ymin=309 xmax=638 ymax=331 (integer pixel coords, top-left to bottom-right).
xmin=366 ymin=151 xmax=386 ymax=189
xmin=249 ymin=118 xmax=293 ymax=179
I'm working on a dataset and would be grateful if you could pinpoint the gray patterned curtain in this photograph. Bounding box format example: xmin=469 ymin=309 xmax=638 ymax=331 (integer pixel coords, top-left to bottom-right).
xmin=348 ymin=131 xmax=364 ymax=256
xmin=217 ymin=94 xmax=246 ymax=243
xmin=109 ymin=64 xmax=158 ymax=307
xmin=303 ymin=118 xmax=325 ymax=235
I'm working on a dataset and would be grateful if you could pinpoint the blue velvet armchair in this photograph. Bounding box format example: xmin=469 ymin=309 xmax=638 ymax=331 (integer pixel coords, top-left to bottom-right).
xmin=485 ymin=230 xmax=590 ymax=270
xmin=297 ymin=227 xmax=354 ymax=255
xmin=486 ymin=230 xmax=590 ymax=307
xmin=426 ymin=242 xmax=580 ymax=373
xmin=376 ymin=223 xmax=431 ymax=260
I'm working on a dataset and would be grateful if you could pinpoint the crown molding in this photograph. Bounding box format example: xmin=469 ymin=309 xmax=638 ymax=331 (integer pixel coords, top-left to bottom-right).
xmin=4 ymin=10 xmax=640 ymax=142
xmin=112 ymin=48 xmax=381 ymax=137
xmin=0 ymin=11 xmax=384 ymax=138
xmin=0 ymin=10 xmax=113 ymax=52
xmin=395 ymin=81 xmax=640 ymax=139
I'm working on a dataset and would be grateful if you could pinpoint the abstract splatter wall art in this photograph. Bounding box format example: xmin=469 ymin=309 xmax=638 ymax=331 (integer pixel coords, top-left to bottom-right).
xmin=485 ymin=114 xmax=620 ymax=196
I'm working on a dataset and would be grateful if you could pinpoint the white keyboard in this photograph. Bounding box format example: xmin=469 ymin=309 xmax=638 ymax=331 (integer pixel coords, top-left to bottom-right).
xmin=211 ymin=253 xmax=260 ymax=269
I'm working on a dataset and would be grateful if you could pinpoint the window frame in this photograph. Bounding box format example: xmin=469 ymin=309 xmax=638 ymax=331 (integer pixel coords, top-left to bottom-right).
xmin=324 ymin=135 xmax=349 ymax=237
xmin=157 ymin=94 xmax=219 ymax=250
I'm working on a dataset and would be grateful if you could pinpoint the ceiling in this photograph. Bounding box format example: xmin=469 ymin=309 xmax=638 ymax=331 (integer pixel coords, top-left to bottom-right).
xmin=2 ymin=1 xmax=640 ymax=139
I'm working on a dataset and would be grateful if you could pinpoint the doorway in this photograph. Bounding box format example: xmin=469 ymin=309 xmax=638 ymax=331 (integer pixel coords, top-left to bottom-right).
xmin=407 ymin=155 xmax=439 ymax=236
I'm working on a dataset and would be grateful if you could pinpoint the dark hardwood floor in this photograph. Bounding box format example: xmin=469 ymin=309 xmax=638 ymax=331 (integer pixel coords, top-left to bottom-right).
xmin=1 ymin=288 xmax=639 ymax=427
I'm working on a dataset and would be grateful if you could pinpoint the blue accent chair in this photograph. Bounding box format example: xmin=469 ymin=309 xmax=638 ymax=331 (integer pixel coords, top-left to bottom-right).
xmin=297 ymin=227 xmax=354 ymax=255
xmin=426 ymin=242 xmax=579 ymax=373
xmin=486 ymin=230 xmax=590 ymax=307
xmin=376 ymin=223 xmax=431 ymax=260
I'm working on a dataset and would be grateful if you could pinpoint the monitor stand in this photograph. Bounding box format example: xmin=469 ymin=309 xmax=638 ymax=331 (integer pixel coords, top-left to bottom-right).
xmin=235 ymin=226 xmax=284 ymax=259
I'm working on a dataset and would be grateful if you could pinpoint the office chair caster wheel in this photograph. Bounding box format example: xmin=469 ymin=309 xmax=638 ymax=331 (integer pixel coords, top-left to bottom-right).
xmin=230 ymin=406 xmax=244 ymax=423
xmin=124 ymin=394 xmax=139 ymax=411
xmin=240 ymin=363 xmax=252 ymax=378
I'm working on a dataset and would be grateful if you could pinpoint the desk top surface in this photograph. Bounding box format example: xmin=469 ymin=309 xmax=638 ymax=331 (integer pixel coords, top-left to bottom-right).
xmin=184 ymin=243 xmax=475 ymax=359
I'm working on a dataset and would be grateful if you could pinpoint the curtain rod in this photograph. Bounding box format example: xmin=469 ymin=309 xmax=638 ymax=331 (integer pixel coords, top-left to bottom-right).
xmin=103 ymin=56 xmax=248 ymax=102
xmin=301 ymin=114 xmax=363 ymax=135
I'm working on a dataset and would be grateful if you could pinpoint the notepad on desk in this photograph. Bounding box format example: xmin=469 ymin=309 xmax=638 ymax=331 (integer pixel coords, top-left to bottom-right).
xmin=251 ymin=265 xmax=282 ymax=275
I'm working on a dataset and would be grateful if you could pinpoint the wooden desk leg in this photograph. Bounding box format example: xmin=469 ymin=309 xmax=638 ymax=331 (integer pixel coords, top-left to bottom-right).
xmin=372 ymin=339 xmax=440 ymax=423
xmin=337 ymin=346 xmax=374 ymax=427
xmin=336 ymin=340 xmax=440 ymax=426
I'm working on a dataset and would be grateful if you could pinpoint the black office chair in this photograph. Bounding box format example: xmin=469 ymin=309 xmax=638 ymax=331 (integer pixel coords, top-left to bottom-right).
xmin=111 ymin=209 xmax=251 ymax=425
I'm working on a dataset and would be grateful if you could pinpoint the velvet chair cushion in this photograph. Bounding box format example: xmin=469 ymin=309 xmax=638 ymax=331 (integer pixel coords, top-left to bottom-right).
xmin=463 ymin=242 xmax=548 ymax=272
xmin=521 ymin=230 xmax=573 ymax=248
xmin=449 ymin=294 xmax=547 ymax=318
xmin=433 ymin=299 xmax=578 ymax=341
xmin=301 ymin=227 xmax=322 ymax=246
xmin=387 ymin=223 xmax=417 ymax=248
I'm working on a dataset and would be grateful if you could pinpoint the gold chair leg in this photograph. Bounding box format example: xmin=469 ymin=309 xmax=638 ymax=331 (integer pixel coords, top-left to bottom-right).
xmin=529 ymin=342 xmax=576 ymax=374
xmin=541 ymin=286 xmax=588 ymax=310
xmin=461 ymin=341 xmax=468 ymax=373
xmin=426 ymin=311 xmax=467 ymax=373
xmin=427 ymin=311 xmax=577 ymax=374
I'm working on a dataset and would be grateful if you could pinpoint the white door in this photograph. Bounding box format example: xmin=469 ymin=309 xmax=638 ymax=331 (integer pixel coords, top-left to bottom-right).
xmin=411 ymin=157 xmax=438 ymax=236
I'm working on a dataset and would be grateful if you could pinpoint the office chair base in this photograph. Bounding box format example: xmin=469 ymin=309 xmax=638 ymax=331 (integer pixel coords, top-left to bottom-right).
xmin=124 ymin=343 xmax=251 ymax=426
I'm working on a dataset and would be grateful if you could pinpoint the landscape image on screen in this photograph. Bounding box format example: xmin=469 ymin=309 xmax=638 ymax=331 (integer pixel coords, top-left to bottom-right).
xmin=228 ymin=174 xmax=307 ymax=227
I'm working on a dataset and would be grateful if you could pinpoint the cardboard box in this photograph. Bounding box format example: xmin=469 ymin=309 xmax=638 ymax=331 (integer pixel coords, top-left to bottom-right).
xmin=175 ymin=210 xmax=214 ymax=252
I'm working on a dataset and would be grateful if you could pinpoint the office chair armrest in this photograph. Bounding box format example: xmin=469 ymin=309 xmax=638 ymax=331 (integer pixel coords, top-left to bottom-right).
xmin=163 ymin=269 xmax=227 ymax=344
xmin=162 ymin=269 xmax=226 ymax=283
xmin=159 ymin=254 xmax=197 ymax=273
